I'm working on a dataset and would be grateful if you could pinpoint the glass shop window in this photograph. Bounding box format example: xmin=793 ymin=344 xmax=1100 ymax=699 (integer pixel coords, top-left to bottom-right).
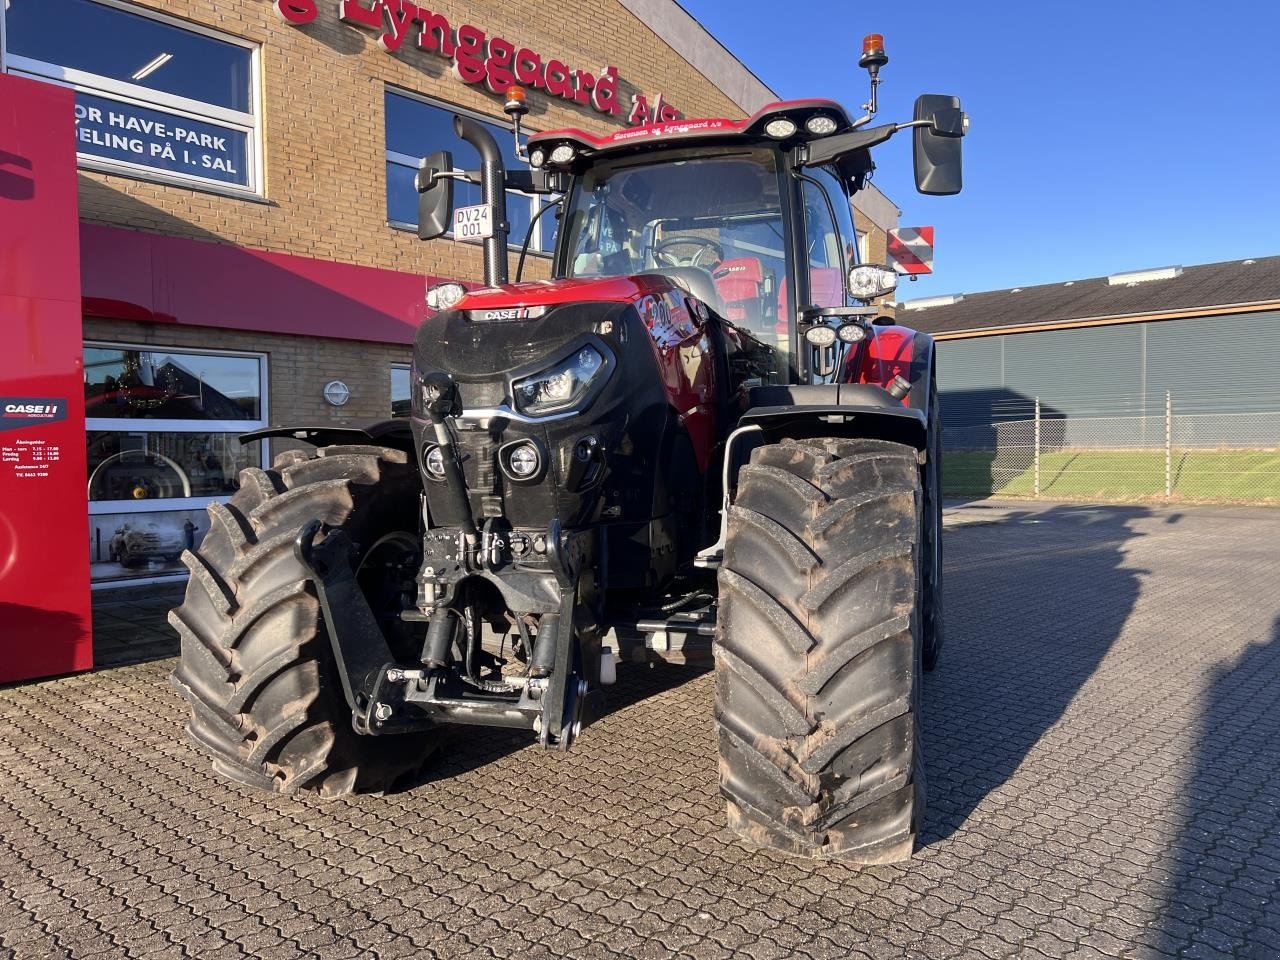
xmin=384 ymin=88 xmax=558 ymax=256
xmin=83 ymin=342 xmax=268 ymax=583
xmin=3 ymin=0 xmax=261 ymax=194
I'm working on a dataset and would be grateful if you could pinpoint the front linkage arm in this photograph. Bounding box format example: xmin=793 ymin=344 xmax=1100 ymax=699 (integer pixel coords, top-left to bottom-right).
xmin=292 ymin=518 xmax=601 ymax=750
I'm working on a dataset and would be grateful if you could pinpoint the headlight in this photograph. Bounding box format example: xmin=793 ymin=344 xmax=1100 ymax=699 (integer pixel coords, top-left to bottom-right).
xmin=426 ymin=282 xmax=466 ymax=311
xmin=805 ymin=115 xmax=838 ymax=135
xmin=512 ymin=345 xmax=609 ymax=416
xmin=423 ymin=445 xmax=445 ymax=480
xmin=549 ymin=144 xmax=575 ymax=165
xmin=500 ymin=440 xmax=544 ymax=481
xmin=804 ymin=325 xmax=838 ymax=347
xmin=838 ymin=322 xmax=867 ymax=343
xmin=529 ymin=147 xmax=546 ymax=168
xmin=848 ymin=265 xmax=898 ymax=300
xmin=764 ymin=118 xmax=797 ymax=139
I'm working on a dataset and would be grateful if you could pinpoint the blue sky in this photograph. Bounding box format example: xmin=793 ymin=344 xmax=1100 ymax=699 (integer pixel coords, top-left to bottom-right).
xmin=681 ymin=1 xmax=1280 ymax=297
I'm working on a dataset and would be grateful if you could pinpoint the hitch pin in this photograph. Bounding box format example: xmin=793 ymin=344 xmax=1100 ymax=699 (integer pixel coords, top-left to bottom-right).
xmin=386 ymin=668 xmax=426 ymax=683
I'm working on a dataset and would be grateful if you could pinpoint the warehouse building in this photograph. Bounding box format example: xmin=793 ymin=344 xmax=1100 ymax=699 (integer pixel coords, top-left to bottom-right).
xmin=0 ymin=0 xmax=900 ymax=588
xmin=901 ymin=257 xmax=1280 ymax=499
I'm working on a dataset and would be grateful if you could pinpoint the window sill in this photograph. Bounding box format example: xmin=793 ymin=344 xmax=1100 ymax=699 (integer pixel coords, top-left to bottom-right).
xmin=80 ymin=158 xmax=271 ymax=205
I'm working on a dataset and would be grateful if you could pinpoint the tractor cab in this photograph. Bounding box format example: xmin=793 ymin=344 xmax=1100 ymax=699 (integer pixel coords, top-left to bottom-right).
xmin=416 ymin=49 xmax=966 ymax=388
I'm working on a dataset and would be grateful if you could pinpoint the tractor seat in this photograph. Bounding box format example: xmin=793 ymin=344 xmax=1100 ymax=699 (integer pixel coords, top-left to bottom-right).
xmin=712 ymin=258 xmax=765 ymax=324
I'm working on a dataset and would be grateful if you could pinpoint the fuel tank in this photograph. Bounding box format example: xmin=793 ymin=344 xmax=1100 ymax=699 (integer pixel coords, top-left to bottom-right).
xmin=410 ymin=275 xmax=718 ymax=586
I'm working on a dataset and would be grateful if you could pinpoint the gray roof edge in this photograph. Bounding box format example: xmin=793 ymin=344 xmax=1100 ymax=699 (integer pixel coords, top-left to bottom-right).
xmin=615 ymin=0 xmax=777 ymax=113
xmin=853 ymin=182 xmax=900 ymax=233
xmin=931 ymin=296 xmax=1280 ymax=337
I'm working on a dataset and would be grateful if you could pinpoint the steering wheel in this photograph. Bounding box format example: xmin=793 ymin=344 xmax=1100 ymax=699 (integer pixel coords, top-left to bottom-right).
xmin=654 ymin=237 xmax=724 ymax=270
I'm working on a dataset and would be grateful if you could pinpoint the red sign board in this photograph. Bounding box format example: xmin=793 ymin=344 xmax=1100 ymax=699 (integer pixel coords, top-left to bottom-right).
xmin=0 ymin=74 xmax=94 ymax=682
xmin=887 ymin=226 xmax=935 ymax=275
xmin=275 ymin=0 xmax=679 ymax=125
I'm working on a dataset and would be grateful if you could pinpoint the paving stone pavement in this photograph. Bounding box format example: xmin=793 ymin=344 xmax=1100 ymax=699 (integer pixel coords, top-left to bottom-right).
xmin=1 ymin=501 xmax=1278 ymax=959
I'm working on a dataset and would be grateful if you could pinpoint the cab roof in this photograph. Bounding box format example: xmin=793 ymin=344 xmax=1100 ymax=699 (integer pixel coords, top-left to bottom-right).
xmin=527 ymin=99 xmax=856 ymax=165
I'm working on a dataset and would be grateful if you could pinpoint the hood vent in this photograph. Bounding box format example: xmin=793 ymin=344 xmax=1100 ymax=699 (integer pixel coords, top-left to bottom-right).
xmin=1106 ymin=266 xmax=1183 ymax=286
xmin=902 ymin=294 xmax=964 ymax=310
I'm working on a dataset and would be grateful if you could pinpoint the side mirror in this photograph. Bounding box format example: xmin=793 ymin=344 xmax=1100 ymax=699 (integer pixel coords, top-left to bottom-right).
xmin=415 ymin=149 xmax=453 ymax=240
xmin=913 ymin=95 xmax=965 ymax=196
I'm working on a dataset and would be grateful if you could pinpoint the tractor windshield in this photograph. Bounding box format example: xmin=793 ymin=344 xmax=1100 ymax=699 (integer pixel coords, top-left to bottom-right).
xmin=558 ymin=147 xmax=793 ymax=358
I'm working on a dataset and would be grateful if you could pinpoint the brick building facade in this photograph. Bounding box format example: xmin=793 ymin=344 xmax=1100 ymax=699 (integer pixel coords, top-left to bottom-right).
xmin=1 ymin=0 xmax=898 ymax=586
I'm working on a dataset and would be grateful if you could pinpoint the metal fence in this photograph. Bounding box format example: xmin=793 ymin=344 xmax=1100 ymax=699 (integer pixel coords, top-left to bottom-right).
xmin=942 ymin=391 xmax=1280 ymax=503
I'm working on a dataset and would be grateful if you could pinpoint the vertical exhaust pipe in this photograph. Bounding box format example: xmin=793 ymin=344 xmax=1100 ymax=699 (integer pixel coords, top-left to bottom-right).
xmin=453 ymin=115 xmax=509 ymax=287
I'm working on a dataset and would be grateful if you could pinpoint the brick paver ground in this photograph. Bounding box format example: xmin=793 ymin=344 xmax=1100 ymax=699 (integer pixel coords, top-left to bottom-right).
xmin=1 ymin=500 xmax=1277 ymax=959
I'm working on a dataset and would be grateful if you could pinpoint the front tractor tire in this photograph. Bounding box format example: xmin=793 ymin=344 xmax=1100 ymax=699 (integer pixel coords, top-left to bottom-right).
xmin=169 ymin=445 xmax=441 ymax=796
xmin=715 ymin=438 xmax=926 ymax=862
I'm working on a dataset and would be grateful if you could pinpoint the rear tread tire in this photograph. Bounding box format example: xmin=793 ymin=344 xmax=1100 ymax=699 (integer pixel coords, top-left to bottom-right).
xmin=170 ymin=445 xmax=440 ymax=797
xmin=715 ymin=437 xmax=925 ymax=862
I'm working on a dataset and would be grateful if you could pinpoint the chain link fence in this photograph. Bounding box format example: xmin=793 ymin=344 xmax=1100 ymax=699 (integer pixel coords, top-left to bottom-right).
xmin=943 ymin=391 xmax=1280 ymax=503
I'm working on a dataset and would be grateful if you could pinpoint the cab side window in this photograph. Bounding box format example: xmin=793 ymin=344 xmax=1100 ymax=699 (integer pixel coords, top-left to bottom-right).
xmin=813 ymin=167 xmax=860 ymax=274
xmin=801 ymin=178 xmax=846 ymax=308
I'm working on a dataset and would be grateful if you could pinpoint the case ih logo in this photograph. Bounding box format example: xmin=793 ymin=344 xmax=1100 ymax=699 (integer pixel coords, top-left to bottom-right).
xmin=0 ymin=398 xmax=67 ymax=432
xmin=470 ymin=306 xmax=548 ymax=322
xmin=274 ymin=1 xmax=679 ymax=124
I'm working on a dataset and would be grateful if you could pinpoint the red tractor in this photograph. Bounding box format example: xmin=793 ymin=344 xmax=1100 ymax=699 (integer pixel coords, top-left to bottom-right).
xmin=170 ymin=36 xmax=966 ymax=863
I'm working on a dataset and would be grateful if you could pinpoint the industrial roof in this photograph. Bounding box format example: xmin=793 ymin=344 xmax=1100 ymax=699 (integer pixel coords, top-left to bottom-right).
xmin=898 ymin=255 xmax=1280 ymax=337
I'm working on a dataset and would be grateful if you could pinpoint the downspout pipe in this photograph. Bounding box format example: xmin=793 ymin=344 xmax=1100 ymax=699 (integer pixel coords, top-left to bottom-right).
xmin=454 ymin=114 xmax=509 ymax=287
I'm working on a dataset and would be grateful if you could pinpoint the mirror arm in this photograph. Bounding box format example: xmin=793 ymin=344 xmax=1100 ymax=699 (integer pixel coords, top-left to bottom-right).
xmin=798 ymin=123 xmax=897 ymax=168
xmin=433 ymin=169 xmax=482 ymax=186
xmin=896 ymin=117 xmax=966 ymax=138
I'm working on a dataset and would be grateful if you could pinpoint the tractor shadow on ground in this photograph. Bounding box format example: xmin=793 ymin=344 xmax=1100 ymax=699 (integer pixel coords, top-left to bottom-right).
xmin=920 ymin=503 xmax=1150 ymax=846
xmin=388 ymin=659 xmax=711 ymax=792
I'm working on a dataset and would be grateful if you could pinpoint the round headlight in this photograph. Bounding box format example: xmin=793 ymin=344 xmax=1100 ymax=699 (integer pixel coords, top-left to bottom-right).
xmin=549 ymin=144 xmax=575 ymax=165
xmin=764 ymin=118 xmax=798 ymax=139
xmin=848 ymin=265 xmax=899 ymax=300
xmin=805 ymin=115 xmax=838 ymax=135
xmin=424 ymin=446 xmax=445 ymax=480
xmin=506 ymin=442 xmax=541 ymax=479
xmin=426 ymin=282 xmax=467 ymax=311
xmin=529 ymin=148 xmax=546 ymax=168
xmin=804 ymin=325 xmax=838 ymax=347
xmin=838 ymin=322 xmax=867 ymax=343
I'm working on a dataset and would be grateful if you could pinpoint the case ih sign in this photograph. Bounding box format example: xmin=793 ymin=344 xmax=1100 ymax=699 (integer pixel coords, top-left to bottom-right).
xmin=274 ymin=0 xmax=680 ymax=124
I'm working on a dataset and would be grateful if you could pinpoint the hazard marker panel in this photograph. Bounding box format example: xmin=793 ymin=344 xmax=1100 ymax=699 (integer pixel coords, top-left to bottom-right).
xmin=887 ymin=226 xmax=934 ymax=275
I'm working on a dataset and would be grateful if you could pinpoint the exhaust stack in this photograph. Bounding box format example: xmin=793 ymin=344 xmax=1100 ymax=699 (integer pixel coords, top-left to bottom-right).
xmin=454 ymin=115 xmax=509 ymax=287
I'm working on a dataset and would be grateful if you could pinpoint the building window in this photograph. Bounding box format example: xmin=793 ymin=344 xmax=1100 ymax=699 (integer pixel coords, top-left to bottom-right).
xmin=384 ymin=89 xmax=557 ymax=255
xmin=84 ymin=343 xmax=268 ymax=583
xmin=2 ymin=0 xmax=261 ymax=195
xmin=391 ymin=363 xmax=411 ymax=418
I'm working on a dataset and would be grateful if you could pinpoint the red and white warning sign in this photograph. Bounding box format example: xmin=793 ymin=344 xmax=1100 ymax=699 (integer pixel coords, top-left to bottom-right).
xmin=887 ymin=226 xmax=934 ymax=275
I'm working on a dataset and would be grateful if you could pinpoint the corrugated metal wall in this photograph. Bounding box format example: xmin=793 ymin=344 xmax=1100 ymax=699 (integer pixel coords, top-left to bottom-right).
xmin=937 ymin=310 xmax=1280 ymax=449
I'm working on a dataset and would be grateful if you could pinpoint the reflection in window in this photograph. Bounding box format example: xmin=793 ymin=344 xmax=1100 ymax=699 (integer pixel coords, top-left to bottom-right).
xmin=83 ymin=341 xmax=266 ymax=581
xmin=84 ymin=347 xmax=262 ymax=421
xmin=801 ymin=179 xmax=846 ymax=309
xmin=384 ymin=90 xmax=555 ymax=256
xmin=86 ymin=431 xmax=258 ymax=501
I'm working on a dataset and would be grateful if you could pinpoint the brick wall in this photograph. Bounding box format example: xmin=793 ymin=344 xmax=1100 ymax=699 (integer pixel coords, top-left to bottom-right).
xmin=75 ymin=0 xmax=756 ymax=285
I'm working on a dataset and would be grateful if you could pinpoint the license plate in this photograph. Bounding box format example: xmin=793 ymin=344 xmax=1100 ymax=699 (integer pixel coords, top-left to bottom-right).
xmin=453 ymin=204 xmax=492 ymax=241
